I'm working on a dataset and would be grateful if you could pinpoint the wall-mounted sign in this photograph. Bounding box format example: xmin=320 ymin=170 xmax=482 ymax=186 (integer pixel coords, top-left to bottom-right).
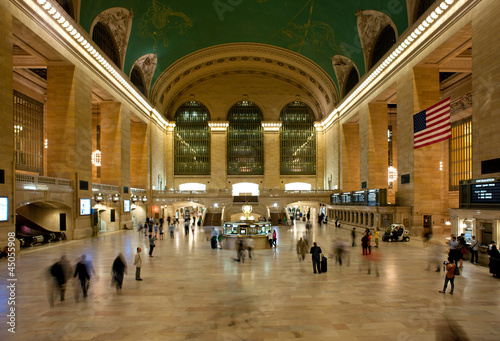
xmin=80 ymin=198 xmax=91 ymax=216
xmin=0 ymin=197 xmax=8 ymax=222
xmin=123 ymin=199 xmax=130 ymax=213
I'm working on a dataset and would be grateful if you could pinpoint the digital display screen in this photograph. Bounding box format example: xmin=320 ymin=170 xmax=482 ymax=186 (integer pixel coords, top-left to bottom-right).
xmin=331 ymin=194 xmax=341 ymax=204
xmin=471 ymin=182 xmax=500 ymax=203
xmin=80 ymin=198 xmax=91 ymax=216
xmin=123 ymin=199 xmax=130 ymax=213
xmin=0 ymin=197 xmax=8 ymax=222
xmin=353 ymin=191 xmax=366 ymax=204
xmin=341 ymin=193 xmax=351 ymax=203
xmin=368 ymin=191 xmax=377 ymax=204
xmin=240 ymin=229 xmax=246 ymax=234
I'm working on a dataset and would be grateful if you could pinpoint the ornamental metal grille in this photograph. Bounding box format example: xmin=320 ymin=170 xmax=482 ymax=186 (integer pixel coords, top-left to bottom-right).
xmin=174 ymin=101 xmax=211 ymax=175
xmin=280 ymin=102 xmax=316 ymax=175
xmin=13 ymin=90 xmax=44 ymax=174
xmin=130 ymin=66 xmax=146 ymax=97
xmin=227 ymin=101 xmax=263 ymax=175
xmin=449 ymin=116 xmax=472 ymax=191
xmin=92 ymin=22 xmax=120 ymax=67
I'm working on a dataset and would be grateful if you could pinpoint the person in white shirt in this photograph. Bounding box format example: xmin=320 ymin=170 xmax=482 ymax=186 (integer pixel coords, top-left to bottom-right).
xmin=134 ymin=247 xmax=143 ymax=281
xmin=470 ymin=235 xmax=479 ymax=264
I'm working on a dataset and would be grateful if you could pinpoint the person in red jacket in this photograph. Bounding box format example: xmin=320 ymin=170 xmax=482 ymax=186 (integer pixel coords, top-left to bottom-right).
xmin=439 ymin=258 xmax=457 ymax=294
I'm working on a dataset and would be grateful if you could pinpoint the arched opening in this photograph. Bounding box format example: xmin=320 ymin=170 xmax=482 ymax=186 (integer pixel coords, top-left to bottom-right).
xmin=179 ymin=183 xmax=207 ymax=192
xmin=280 ymin=101 xmax=316 ymax=175
xmin=285 ymin=182 xmax=312 ymax=191
xmin=130 ymin=65 xmax=147 ymax=97
xmin=92 ymin=22 xmax=120 ymax=67
xmin=369 ymin=25 xmax=396 ymax=70
xmin=174 ymin=101 xmax=211 ymax=175
xmin=344 ymin=66 xmax=360 ymax=97
xmin=232 ymin=182 xmax=259 ymax=196
xmin=415 ymin=0 xmax=436 ymax=23
xmin=227 ymin=101 xmax=263 ymax=175
xmin=55 ymin=0 xmax=75 ymax=20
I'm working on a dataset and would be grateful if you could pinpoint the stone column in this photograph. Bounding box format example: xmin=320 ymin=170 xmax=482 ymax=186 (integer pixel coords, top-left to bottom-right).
xmin=0 ymin=8 xmax=14 ymax=247
xmin=46 ymin=65 xmax=92 ymax=239
xmin=315 ymin=123 xmax=325 ymax=189
xmin=165 ymin=124 xmax=174 ymax=190
xmin=130 ymin=122 xmax=148 ymax=189
xmin=209 ymin=122 xmax=228 ymax=190
xmin=472 ymin=0 xmax=500 ymax=177
xmin=396 ymin=67 xmax=448 ymax=236
xmin=262 ymin=122 xmax=281 ymax=189
xmin=341 ymin=123 xmax=360 ymax=192
xmin=359 ymin=102 xmax=388 ymax=189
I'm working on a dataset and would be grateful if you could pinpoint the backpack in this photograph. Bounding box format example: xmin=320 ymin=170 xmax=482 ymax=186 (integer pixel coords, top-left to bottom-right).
xmin=50 ymin=262 xmax=60 ymax=277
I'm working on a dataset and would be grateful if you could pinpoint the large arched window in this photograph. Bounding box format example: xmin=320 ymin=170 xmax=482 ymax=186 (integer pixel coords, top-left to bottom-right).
xmin=55 ymin=0 xmax=75 ymax=20
xmin=370 ymin=25 xmax=396 ymax=70
xmin=174 ymin=101 xmax=211 ymax=175
xmin=92 ymin=22 xmax=120 ymax=67
xmin=130 ymin=66 xmax=146 ymax=96
xmin=227 ymin=101 xmax=263 ymax=175
xmin=344 ymin=67 xmax=359 ymax=97
xmin=280 ymin=101 xmax=316 ymax=175
xmin=415 ymin=0 xmax=436 ymax=22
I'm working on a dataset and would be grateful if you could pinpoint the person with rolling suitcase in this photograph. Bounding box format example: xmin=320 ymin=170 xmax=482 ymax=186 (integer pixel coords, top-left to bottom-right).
xmin=310 ymin=242 xmax=322 ymax=274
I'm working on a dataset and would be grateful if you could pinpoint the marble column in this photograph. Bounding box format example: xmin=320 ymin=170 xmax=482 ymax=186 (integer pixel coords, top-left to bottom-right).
xmin=342 ymin=123 xmax=360 ymax=192
xmin=0 ymin=7 xmax=14 ymax=247
xmin=262 ymin=122 xmax=281 ymax=189
xmin=46 ymin=65 xmax=92 ymax=239
xmin=209 ymin=122 xmax=228 ymax=190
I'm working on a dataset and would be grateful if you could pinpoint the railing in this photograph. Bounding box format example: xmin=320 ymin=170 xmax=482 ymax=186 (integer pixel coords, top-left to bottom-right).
xmin=92 ymin=183 xmax=120 ymax=192
xmin=16 ymin=172 xmax=73 ymax=189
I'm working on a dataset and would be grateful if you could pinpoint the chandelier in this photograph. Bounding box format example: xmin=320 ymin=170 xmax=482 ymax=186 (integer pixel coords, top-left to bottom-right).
xmin=91 ymin=150 xmax=102 ymax=166
xmin=388 ymin=166 xmax=398 ymax=184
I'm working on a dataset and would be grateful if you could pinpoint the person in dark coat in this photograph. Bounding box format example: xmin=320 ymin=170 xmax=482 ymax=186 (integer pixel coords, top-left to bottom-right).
xmin=489 ymin=245 xmax=500 ymax=278
xmin=310 ymin=242 xmax=322 ymax=274
xmin=111 ymin=253 xmax=127 ymax=292
xmin=49 ymin=255 xmax=71 ymax=306
xmin=73 ymin=255 xmax=91 ymax=298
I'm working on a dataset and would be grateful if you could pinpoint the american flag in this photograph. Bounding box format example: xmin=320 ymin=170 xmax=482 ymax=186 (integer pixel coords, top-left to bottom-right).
xmin=413 ymin=97 xmax=451 ymax=149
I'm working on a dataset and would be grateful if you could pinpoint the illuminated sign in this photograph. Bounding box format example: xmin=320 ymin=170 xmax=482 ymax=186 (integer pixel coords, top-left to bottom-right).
xmin=0 ymin=197 xmax=8 ymax=222
xmin=80 ymin=198 xmax=91 ymax=216
xmin=124 ymin=199 xmax=130 ymax=213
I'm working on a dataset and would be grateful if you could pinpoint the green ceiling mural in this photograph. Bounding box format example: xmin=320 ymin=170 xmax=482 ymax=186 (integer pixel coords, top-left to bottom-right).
xmin=80 ymin=0 xmax=408 ymax=90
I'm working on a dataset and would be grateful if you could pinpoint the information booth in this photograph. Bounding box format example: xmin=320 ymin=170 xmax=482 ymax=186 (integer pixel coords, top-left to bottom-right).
xmin=222 ymin=221 xmax=272 ymax=250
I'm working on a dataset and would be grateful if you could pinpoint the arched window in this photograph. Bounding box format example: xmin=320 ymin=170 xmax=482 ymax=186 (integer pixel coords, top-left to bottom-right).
xmin=130 ymin=66 xmax=146 ymax=96
xmin=92 ymin=22 xmax=120 ymax=67
xmin=344 ymin=67 xmax=359 ymax=97
xmin=280 ymin=101 xmax=316 ymax=175
xmin=370 ymin=25 xmax=396 ymax=70
xmin=227 ymin=101 xmax=263 ymax=175
xmin=174 ymin=101 xmax=211 ymax=175
xmin=55 ymin=0 xmax=75 ymax=20
xmin=416 ymin=0 xmax=436 ymax=22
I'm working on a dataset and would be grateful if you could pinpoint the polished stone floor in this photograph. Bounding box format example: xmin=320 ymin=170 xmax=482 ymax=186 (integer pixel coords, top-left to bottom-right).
xmin=1 ymin=220 xmax=500 ymax=341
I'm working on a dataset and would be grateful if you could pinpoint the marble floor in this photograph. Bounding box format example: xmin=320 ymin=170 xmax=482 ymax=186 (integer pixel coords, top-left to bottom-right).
xmin=1 ymin=220 xmax=500 ymax=341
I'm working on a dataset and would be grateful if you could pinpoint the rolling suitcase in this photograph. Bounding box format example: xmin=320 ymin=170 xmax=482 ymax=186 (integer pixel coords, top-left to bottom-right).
xmin=320 ymin=255 xmax=327 ymax=273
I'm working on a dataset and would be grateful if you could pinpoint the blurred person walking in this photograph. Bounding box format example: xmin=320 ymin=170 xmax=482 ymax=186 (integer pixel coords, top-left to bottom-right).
xmin=111 ymin=253 xmax=127 ymax=292
xmin=149 ymin=234 xmax=157 ymax=257
xmin=351 ymin=228 xmax=357 ymax=247
xmin=296 ymin=237 xmax=309 ymax=262
xmin=73 ymin=255 xmax=91 ymax=299
xmin=48 ymin=255 xmax=72 ymax=306
xmin=169 ymin=222 xmax=175 ymax=239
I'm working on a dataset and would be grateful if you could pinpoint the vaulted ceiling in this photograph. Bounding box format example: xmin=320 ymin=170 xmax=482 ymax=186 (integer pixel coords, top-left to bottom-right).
xmin=80 ymin=0 xmax=409 ymax=89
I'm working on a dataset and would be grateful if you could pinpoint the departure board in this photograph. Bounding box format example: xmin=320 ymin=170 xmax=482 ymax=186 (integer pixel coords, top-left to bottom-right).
xmin=330 ymin=194 xmax=341 ymax=204
xmin=471 ymin=181 xmax=500 ymax=203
